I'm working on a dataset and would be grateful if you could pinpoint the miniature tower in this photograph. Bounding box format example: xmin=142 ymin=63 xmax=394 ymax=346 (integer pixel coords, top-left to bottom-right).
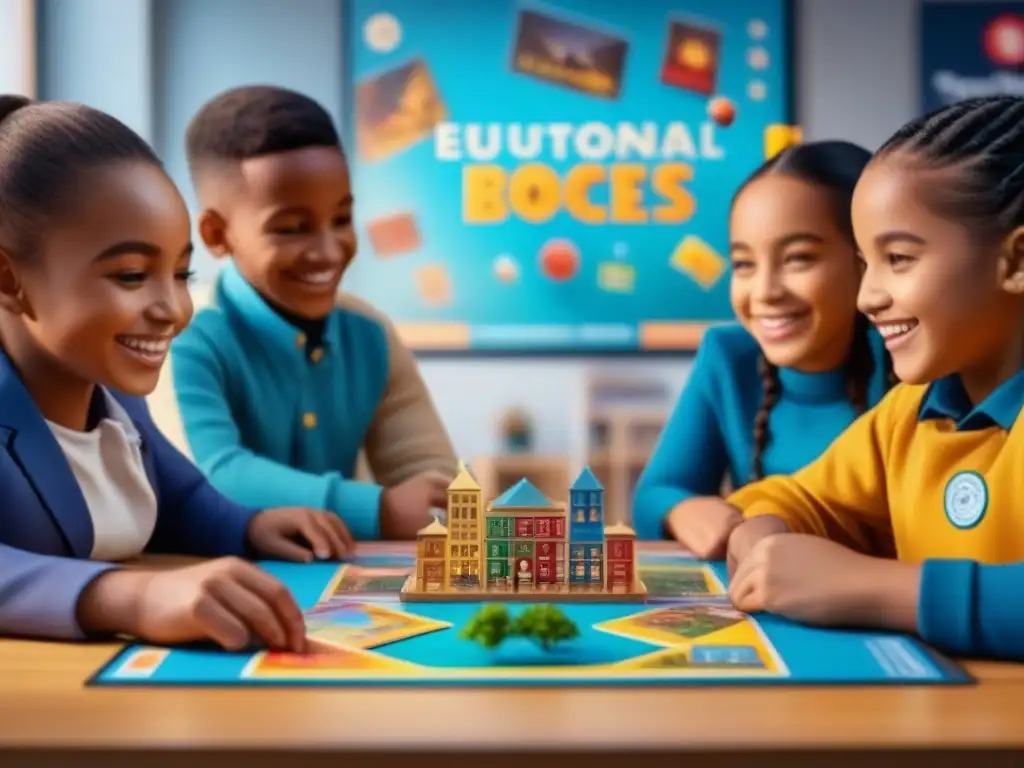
xmin=446 ymin=461 xmax=483 ymax=588
xmin=568 ymin=467 xmax=604 ymax=591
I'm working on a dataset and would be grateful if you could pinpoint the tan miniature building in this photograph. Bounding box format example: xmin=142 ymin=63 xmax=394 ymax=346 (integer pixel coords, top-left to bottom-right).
xmin=416 ymin=517 xmax=448 ymax=592
xmin=604 ymin=523 xmax=637 ymax=593
xmin=447 ymin=460 xmax=484 ymax=587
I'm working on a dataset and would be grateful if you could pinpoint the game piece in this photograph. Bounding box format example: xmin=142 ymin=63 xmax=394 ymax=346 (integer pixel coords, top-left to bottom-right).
xmin=402 ymin=463 xmax=647 ymax=603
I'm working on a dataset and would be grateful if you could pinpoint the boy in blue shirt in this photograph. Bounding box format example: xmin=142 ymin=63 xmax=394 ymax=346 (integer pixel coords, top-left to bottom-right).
xmin=171 ymin=85 xmax=456 ymax=542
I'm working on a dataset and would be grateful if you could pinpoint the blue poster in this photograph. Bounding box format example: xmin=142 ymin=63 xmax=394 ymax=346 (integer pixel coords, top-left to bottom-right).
xmin=921 ymin=4 xmax=1024 ymax=113
xmin=343 ymin=0 xmax=795 ymax=353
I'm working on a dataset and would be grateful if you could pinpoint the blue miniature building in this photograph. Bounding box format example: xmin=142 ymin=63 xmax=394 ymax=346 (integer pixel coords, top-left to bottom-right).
xmin=567 ymin=466 xmax=605 ymax=587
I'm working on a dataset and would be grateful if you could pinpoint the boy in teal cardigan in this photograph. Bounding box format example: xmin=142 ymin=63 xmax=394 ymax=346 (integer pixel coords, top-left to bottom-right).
xmin=171 ymin=85 xmax=457 ymax=541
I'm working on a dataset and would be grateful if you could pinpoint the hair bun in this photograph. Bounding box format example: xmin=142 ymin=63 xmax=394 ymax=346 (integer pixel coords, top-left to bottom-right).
xmin=0 ymin=95 xmax=31 ymax=126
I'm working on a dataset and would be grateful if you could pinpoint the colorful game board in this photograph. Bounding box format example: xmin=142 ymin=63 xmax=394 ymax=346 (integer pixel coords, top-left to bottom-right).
xmin=89 ymin=551 xmax=970 ymax=687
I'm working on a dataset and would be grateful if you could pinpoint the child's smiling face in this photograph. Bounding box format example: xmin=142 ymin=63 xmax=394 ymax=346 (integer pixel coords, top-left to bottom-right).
xmin=852 ymin=157 xmax=1024 ymax=396
xmin=729 ymin=173 xmax=864 ymax=372
xmin=0 ymin=161 xmax=194 ymax=396
xmin=200 ymin=146 xmax=355 ymax=320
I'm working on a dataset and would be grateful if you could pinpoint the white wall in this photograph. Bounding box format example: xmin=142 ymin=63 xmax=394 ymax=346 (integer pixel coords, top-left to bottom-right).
xmin=35 ymin=0 xmax=938 ymax=464
xmin=0 ymin=0 xmax=35 ymax=97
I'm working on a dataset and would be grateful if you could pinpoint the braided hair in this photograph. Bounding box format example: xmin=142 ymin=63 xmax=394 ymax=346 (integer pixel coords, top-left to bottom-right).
xmin=876 ymin=96 xmax=1024 ymax=239
xmin=735 ymin=142 xmax=895 ymax=480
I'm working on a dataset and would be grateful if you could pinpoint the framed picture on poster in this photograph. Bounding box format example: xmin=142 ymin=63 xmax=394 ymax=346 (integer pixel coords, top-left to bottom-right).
xmin=341 ymin=0 xmax=796 ymax=354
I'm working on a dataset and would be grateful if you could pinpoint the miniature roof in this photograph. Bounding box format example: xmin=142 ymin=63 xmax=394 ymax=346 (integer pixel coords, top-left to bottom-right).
xmin=491 ymin=478 xmax=554 ymax=509
xmin=447 ymin=460 xmax=481 ymax=492
xmin=571 ymin=465 xmax=603 ymax=492
xmin=604 ymin=522 xmax=636 ymax=537
xmin=417 ymin=517 xmax=448 ymax=537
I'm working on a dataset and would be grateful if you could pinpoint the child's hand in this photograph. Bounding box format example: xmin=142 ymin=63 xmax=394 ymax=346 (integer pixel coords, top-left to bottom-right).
xmin=665 ymin=497 xmax=743 ymax=559
xmin=379 ymin=470 xmax=451 ymax=539
xmin=247 ymin=507 xmax=354 ymax=561
xmin=726 ymin=514 xmax=790 ymax=576
xmin=728 ymin=533 xmax=871 ymax=626
xmin=78 ymin=558 xmax=308 ymax=652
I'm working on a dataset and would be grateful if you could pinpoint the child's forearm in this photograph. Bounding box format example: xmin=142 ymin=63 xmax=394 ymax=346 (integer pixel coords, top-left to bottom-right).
xmin=850 ymin=558 xmax=921 ymax=633
xmin=76 ymin=570 xmax=153 ymax=637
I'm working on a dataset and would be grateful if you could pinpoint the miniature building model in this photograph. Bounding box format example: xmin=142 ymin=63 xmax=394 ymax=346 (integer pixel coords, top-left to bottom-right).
xmin=404 ymin=464 xmax=644 ymax=603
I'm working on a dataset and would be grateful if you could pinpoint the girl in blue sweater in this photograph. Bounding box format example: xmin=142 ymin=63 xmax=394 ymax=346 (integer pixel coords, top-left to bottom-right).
xmin=633 ymin=141 xmax=893 ymax=555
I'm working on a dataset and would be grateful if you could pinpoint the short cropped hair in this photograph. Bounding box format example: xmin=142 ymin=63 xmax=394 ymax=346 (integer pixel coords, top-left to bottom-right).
xmin=185 ymin=85 xmax=342 ymax=191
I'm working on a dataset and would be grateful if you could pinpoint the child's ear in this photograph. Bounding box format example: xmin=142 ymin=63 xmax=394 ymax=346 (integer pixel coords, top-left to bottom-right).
xmin=1000 ymin=225 xmax=1024 ymax=294
xmin=197 ymin=209 xmax=232 ymax=259
xmin=0 ymin=249 xmax=28 ymax=315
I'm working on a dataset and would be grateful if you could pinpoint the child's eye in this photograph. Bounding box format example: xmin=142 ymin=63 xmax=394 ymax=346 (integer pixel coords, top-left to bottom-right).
xmin=784 ymin=252 xmax=815 ymax=265
xmin=176 ymin=269 xmax=196 ymax=283
xmin=272 ymin=224 xmax=308 ymax=236
xmin=731 ymin=259 xmax=754 ymax=273
xmin=113 ymin=271 xmax=147 ymax=285
xmin=332 ymin=215 xmax=353 ymax=228
xmin=887 ymin=252 xmax=914 ymax=266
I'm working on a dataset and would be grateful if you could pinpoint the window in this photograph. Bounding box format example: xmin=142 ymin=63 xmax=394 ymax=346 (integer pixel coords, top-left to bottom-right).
xmin=589 ymin=546 xmax=602 ymax=559
xmin=470 ymin=506 xmax=477 ymax=519
xmin=574 ymin=564 xmax=585 ymax=578
xmin=590 ymin=564 xmax=601 ymax=580
xmin=425 ymin=540 xmax=443 ymax=558
xmin=449 ymin=562 xmax=460 ymax=577
xmin=470 ymin=545 xmax=479 ymax=558
xmin=590 ymin=492 xmax=599 ymax=505
xmin=460 ymin=545 xmax=470 ymax=558
xmin=450 ymin=545 xmax=458 ymax=558
xmin=575 ymin=510 xmax=585 ymax=522
xmin=589 ymin=507 xmax=599 ymax=522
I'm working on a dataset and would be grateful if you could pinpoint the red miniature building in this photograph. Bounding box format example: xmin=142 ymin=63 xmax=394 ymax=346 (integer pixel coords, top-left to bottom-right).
xmin=604 ymin=523 xmax=636 ymax=592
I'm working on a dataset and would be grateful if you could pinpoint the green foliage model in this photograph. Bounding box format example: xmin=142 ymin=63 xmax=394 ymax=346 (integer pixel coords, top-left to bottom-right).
xmin=459 ymin=604 xmax=581 ymax=650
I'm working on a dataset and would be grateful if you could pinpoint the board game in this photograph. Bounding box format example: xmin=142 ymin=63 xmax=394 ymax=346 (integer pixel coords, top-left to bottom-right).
xmin=89 ymin=549 xmax=970 ymax=687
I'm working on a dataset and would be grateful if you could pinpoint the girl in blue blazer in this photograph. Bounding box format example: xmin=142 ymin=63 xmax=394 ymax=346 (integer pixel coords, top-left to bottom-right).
xmin=0 ymin=95 xmax=352 ymax=651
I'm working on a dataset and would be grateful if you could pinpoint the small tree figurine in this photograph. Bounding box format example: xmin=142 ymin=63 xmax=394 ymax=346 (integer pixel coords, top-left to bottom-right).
xmin=513 ymin=605 xmax=580 ymax=650
xmin=458 ymin=603 xmax=512 ymax=649
xmin=461 ymin=604 xmax=580 ymax=652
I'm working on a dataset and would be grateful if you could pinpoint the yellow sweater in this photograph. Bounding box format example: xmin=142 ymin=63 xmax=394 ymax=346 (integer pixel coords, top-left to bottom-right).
xmin=727 ymin=370 xmax=1024 ymax=660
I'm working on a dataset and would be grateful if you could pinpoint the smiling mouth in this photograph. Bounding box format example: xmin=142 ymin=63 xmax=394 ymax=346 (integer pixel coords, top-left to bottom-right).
xmin=289 ymin=268 xmax=341 ymax=287
xmin=875 ymin=319 xmax=919 ymax=343
xmin=116 ymin=335 xmax=171 ymax=366
xmin=752 ymin=312 xmax=810 ymax=338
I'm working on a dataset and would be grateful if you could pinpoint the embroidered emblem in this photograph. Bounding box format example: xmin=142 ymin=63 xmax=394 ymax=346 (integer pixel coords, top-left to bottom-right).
xmin=943 ymin=471 xmax=988 ymax=529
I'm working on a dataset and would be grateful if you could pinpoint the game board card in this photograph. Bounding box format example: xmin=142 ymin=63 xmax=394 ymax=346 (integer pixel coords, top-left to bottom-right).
xmin=630 ymin=604 xmax=745 ymax=640
xmin=511 ymin=9 xmax=628 ymax=99
xmin=366 ymin=211 xmax=422 ymax=257
xmin=638 ymin=563 xmax=719 ymax=598
xmin=669 ymin=234 xmax=727 ymax=289
xmin=325 ymin=565 xmax=412 ymax=598
xmin=305 ymin=601 xmax=450 ymax=649
xmin=356 ymin=59 xmax=447 ymax=162
xmin=415 ymin=263 xmax=453 ymax=308
xmin=660 ymin=20 xmax=721 ymax=95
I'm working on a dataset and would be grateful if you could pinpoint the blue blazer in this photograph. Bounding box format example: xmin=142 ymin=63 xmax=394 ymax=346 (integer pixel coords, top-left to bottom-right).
xmin=0 ymin=351 xmax=259 ymax=640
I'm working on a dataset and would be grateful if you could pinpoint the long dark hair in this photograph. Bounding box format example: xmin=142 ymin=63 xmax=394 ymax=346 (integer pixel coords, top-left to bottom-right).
xmin=733 ymin=141 xmax=896 ymax=480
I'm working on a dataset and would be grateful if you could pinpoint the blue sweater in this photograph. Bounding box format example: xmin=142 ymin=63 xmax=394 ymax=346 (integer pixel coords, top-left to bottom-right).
xmin=170 ymin=262 xmax=456 ymax=541
xmin=633 ymin=323 xmax=890 ymax=539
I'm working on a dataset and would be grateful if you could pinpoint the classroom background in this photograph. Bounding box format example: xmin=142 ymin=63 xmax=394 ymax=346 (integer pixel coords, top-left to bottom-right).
xmin=0 ymin=0 xmax=1011 ymax=522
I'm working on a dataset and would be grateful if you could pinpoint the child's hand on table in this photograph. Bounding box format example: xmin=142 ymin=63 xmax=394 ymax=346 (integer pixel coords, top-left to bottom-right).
xmin=247 ymin=507 xmax=354 ymax=561
xmin=665 ymin=497 xmax=744 ymax=559
xmin=726 ymin=514 xmax=790 ymax=576
xmin=379 ymin=470 xmax=451 ymax=539
xmin=727 ymin=533 xmax=920 ymax=631
xmin=77 ymin=558 xmax=308 ymax=652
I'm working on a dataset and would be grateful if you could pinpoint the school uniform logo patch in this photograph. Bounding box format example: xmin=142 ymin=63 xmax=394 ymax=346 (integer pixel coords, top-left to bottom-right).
xmin=943 ymin=471 xmax=988 ymax=529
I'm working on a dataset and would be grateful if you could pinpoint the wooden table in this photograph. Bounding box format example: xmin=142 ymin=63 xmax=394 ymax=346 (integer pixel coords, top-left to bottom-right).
xmin=2 ymin=547 xmax=1023 ymax=768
